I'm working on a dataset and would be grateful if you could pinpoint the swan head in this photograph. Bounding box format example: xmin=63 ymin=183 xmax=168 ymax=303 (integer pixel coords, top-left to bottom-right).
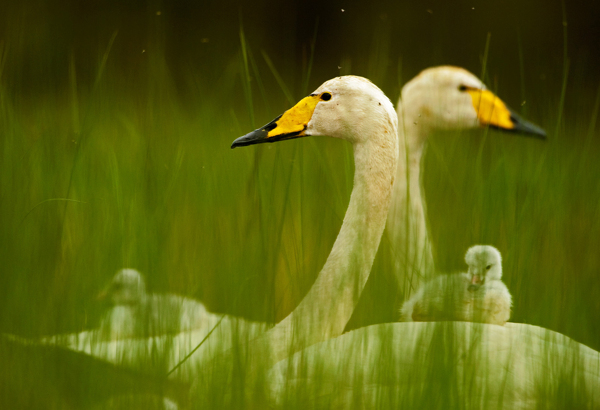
xmin=401 ymin=66 xmax=546 ymax=139
xmin=231 ymin=76 xmax=397 ymax=148
xmin=465 ymin=245 xmax=503 ymax=291
xmin=97 ymin=268 xmax=147 ymax=306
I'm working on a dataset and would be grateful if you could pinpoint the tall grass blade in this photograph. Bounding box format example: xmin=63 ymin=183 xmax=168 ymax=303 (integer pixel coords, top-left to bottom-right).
xmin=300 ymin=18 xmax=319 ymax=97
xmin=239 ymin=25 xmax=255 ymax=126
xmin=555 ymin=1 xmax=569 ymax=138
xmin=261 ymin=50 xmax=295 ymax=105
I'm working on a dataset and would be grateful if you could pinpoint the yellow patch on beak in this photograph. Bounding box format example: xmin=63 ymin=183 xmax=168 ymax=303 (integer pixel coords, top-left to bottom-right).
xmin=467 ymin=89 xmax=514 ymax=130
xmin=267 ymin=95 xmax=320 ymax=138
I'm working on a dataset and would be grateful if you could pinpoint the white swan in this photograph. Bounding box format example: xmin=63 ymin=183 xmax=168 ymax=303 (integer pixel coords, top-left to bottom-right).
xmin=388 ymin=66 xmax=546 ymax=299
xmin=230 ymin=75 xmax=399 ymax=364
xmin=40 ymin=268 xmax=269 ymax=371
xmin=96 ymin=268 xmax=215 ymax=339
xmin=400 ymin=245 xmax=511 ymax=325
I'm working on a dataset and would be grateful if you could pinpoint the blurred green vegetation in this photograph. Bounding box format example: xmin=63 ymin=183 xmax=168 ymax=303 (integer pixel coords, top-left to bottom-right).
xmin=0 ymin=0 xmax=599 ymax=408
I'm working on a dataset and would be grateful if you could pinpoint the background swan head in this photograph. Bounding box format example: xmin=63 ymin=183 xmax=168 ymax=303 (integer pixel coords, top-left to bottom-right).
xmin=465 ymin=245 xmax=503 ymax=290
xmin=98 ymin=268 xmax=147 ymax=306
xmin=231 ymin=76 xmax=397 ymax=148
xmin=400 ymin=66 xmax=546 ymax=141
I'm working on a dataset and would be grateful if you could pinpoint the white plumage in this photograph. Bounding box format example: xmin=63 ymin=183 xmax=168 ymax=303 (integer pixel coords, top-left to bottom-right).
xmin=400 ymin=245 xmax=511 ymax=325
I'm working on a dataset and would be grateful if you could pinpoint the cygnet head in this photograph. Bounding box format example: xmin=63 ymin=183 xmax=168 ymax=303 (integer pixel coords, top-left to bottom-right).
xmin=400 ymin=66 xmax=546 ymax=138
xmin=465 ymin=245 xmax=503 ymax=290
xmin=231 ymin=76 xmax=397 ymax=148
xmin=98 ymin=268 xmax=147 ymax=306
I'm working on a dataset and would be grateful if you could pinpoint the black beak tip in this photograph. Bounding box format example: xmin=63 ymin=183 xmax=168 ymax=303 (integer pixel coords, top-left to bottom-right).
xmin=230 ymin=135 xmax=248 ymax=149
xmin=538 ymin=128 xmax=548 ymax=139
xmin=231 ymin=129 xmax=269 ymax=149
xmin=509 ymin=111 xmax=547 ymax=140
xmin=519 ymin=122 xmax=547 ymax=139
xmin=518 ymin=123 xmax=547 ymax=140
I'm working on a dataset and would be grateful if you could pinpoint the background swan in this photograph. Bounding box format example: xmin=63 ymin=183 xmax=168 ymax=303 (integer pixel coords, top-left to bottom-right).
xmin=400 ymin=245 xmax=511 ymax=325
xmin=96 ymin=268 xmax=215 ymax=339
xmin=41 ymin=268 xmax=269 ymax=371
xmin=387 ymin=66 xmax=546 ymax=301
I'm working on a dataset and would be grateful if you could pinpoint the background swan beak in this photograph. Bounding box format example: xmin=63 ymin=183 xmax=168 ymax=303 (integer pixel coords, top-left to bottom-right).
xmin=507 ymin=110 xmax=547 ymax=139
xmin=467 ymin=88 xmax=546 ymax=139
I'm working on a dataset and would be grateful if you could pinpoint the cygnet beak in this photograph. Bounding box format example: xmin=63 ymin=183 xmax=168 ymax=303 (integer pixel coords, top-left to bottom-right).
xmin=468 ymin=274 xmax=483 ymax=292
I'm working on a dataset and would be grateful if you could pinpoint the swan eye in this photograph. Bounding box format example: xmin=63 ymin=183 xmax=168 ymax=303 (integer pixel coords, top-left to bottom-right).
xmin=320 ymin=92 xmax=332 ymax=101
xmin=458 ymin=85 xmax=468 ymax=92
xmin=486 ymin=265 xmax=492 ymax=270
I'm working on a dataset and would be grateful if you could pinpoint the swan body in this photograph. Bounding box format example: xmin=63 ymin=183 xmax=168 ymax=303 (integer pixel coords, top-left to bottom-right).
xmin=399 ymin=272 xmax=475 ymax=322
xmin=36 ymin=321 xmax=600 ymax=408
xmin=269 ymin=322 xmax=600 ymax=409
xmin=388 ymin=66 xmax=546 ymax=299
xmin=400 ymin=245 xmax=511 ymax=325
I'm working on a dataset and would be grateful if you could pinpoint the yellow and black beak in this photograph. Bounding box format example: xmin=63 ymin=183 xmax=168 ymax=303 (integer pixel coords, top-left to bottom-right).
xmin=231 ymin=94 xmax=321 ymax=148
xmin=467 ymin=88 xmax=547 ymax=139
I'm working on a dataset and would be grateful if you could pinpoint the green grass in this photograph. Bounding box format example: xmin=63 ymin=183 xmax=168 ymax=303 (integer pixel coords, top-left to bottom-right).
xmin=1 ymin=15 xmax=599 ymax=409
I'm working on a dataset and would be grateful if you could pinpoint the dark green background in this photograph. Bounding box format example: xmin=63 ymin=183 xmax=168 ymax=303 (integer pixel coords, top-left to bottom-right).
xmin=1 ymin=1 xmax=600 ymax=408
xmin=2 ymin=0 xmax=599 ymax=99
xmin=0 ymin=0 xmax=598 ymax=353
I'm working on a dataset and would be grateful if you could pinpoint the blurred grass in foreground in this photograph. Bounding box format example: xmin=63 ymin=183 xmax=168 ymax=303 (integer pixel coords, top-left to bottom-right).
xmin=0 ymin=20 xmax=599 ymax=409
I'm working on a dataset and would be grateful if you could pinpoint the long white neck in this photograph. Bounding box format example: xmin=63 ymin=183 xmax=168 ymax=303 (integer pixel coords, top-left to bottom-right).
xmin=387 ymin=99 xmax=435 ymax=300
xmin=253 ymin=124 xmax=398 ymax=365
